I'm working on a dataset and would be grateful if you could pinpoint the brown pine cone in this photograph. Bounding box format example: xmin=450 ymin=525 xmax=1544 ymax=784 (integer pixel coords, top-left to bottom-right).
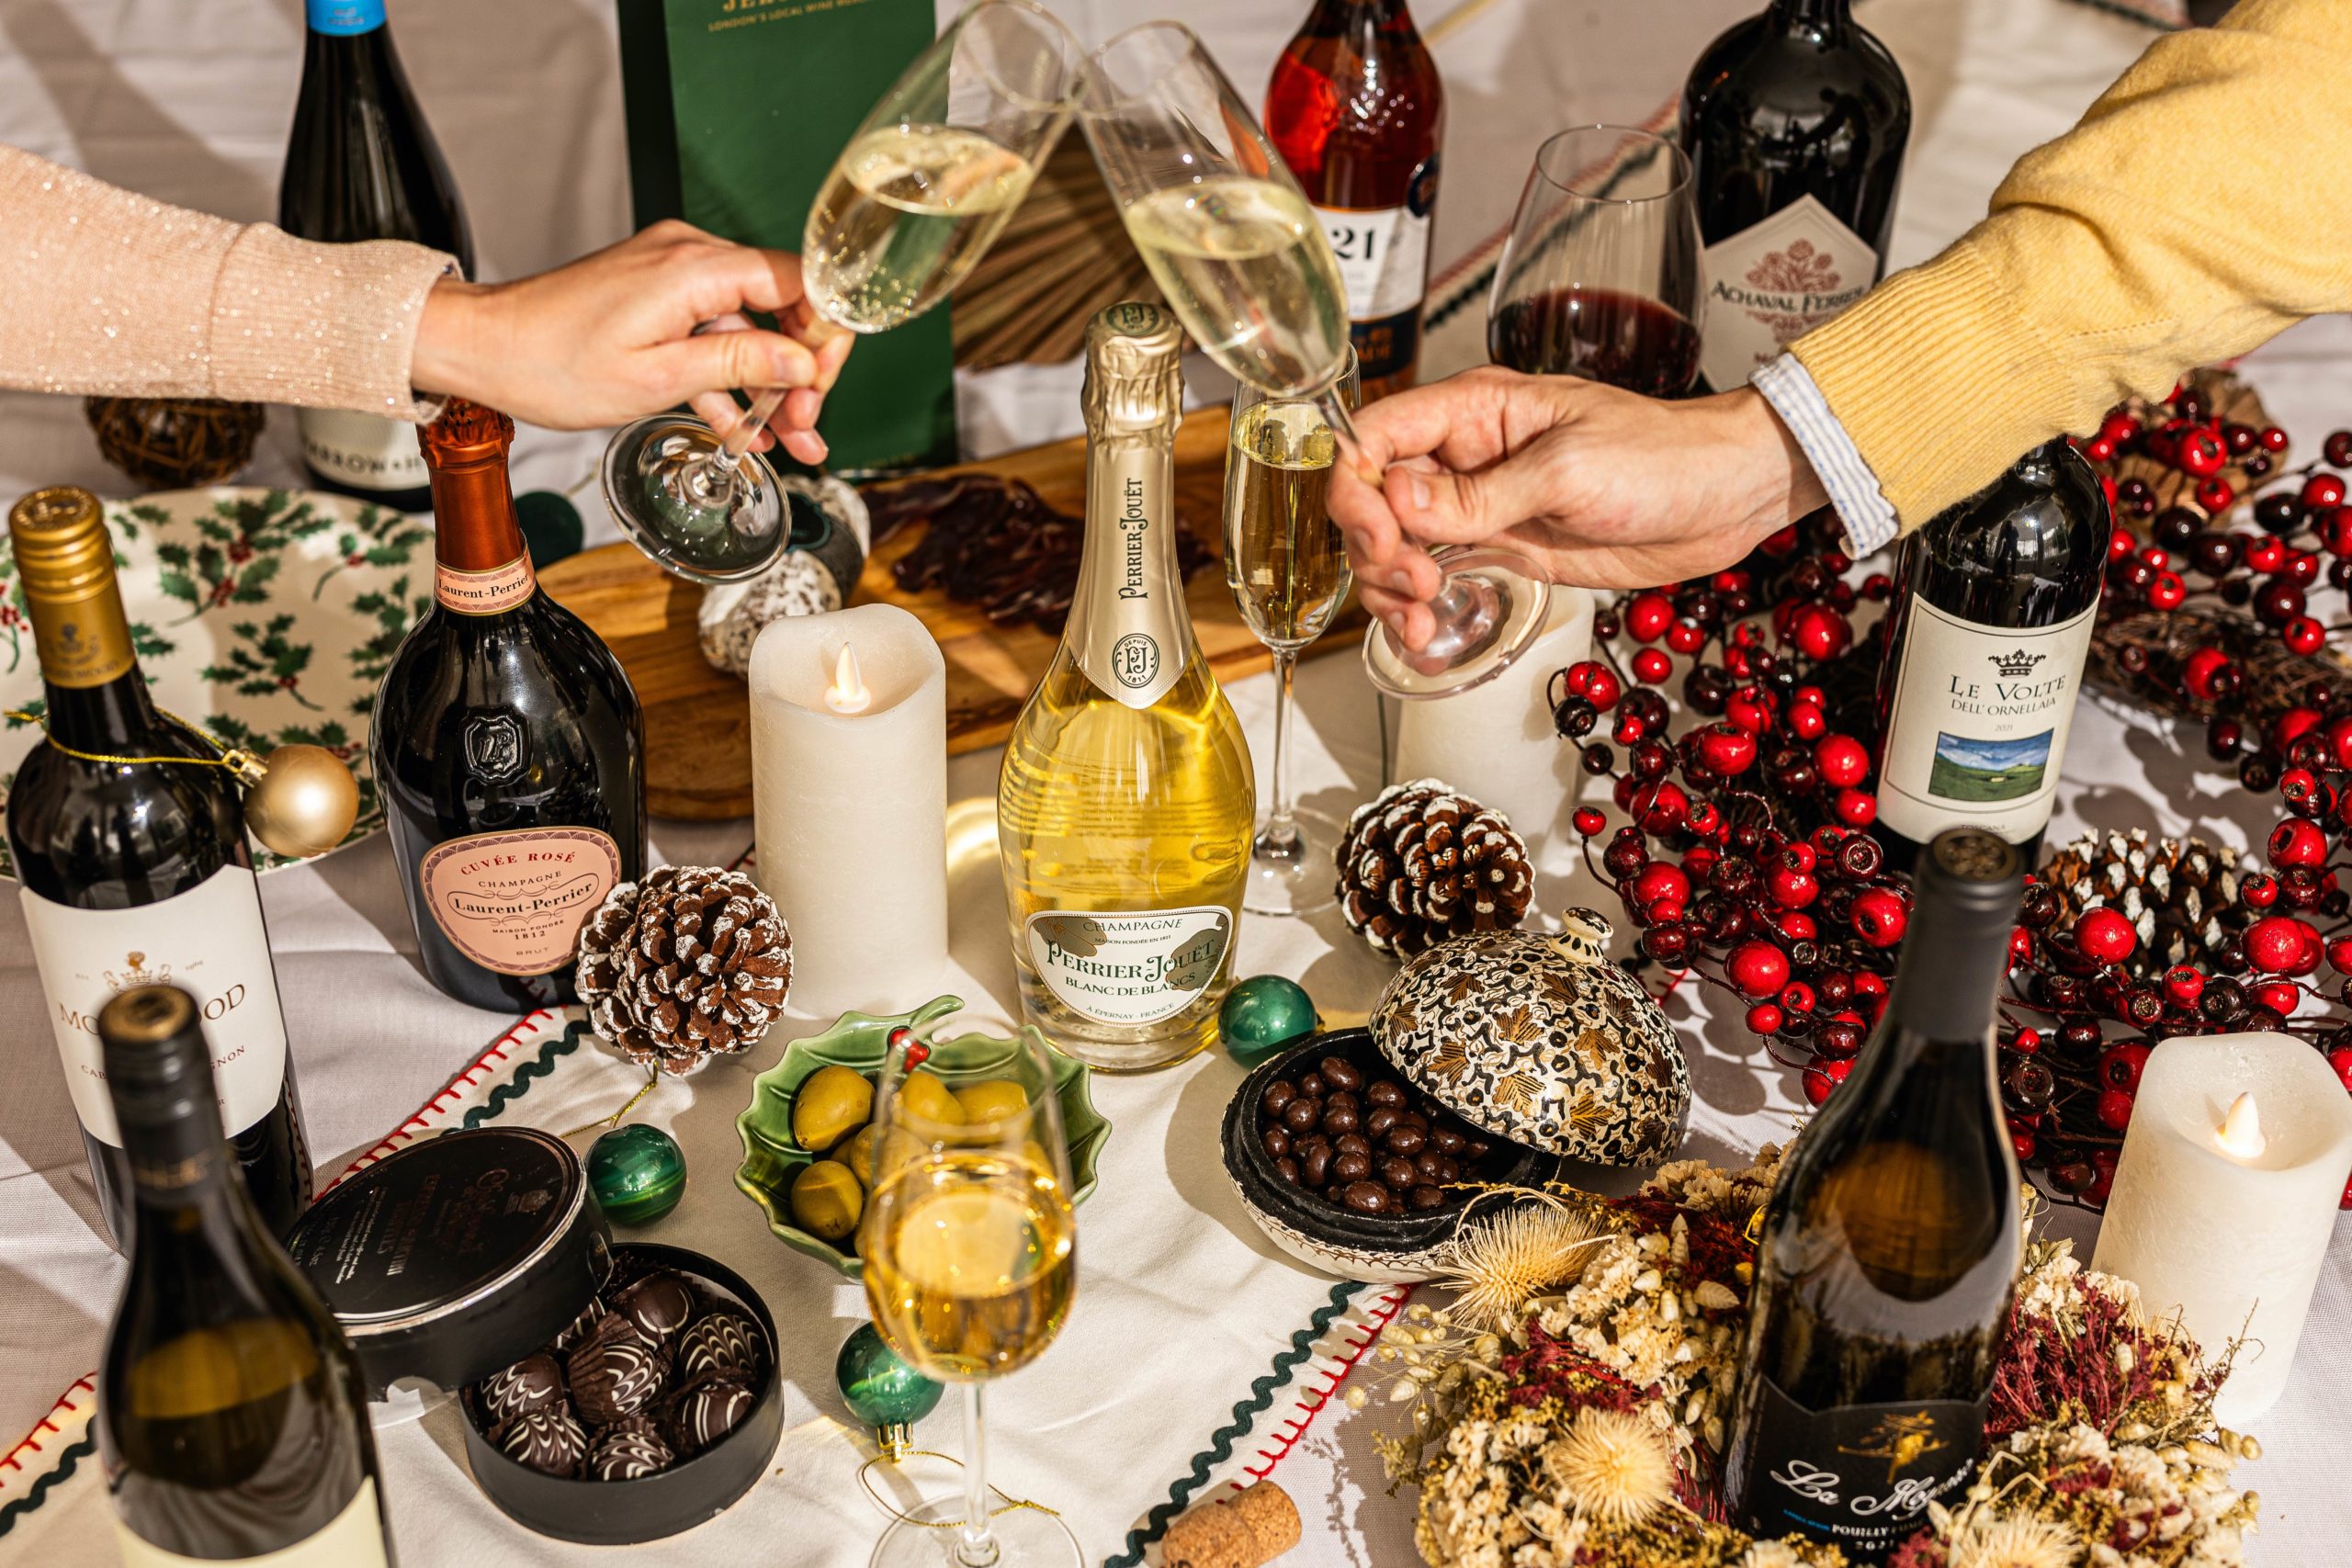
xmin=575 ymin=865 xmax=792 ymax=1074
xmin=1335 ymin=780 xmax=1533 ymax=957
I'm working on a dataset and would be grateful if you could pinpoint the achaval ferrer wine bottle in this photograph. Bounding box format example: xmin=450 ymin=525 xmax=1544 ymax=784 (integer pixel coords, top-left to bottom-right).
xmin=1724 ymin=827 xmax=2026 ymax=1562
xmin=373 ymin=401 xmax=645 ymax=1010
xmin=97 ymin=984 xmax=390 ymax=1566
xmin=6 ymin=487 xmax=311 ymax=1247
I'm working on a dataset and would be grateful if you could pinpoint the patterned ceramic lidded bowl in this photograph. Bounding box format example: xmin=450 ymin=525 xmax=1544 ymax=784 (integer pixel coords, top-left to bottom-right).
xmin=1371 ymin=909 xmax=1690 ymax=1167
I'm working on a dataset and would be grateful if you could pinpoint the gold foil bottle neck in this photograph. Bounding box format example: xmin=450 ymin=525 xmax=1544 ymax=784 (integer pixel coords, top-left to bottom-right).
xmin=1082 ymin=302 xmax=1184 ymax=440
xmin=8 ymin=484 xmax=136 ymax=688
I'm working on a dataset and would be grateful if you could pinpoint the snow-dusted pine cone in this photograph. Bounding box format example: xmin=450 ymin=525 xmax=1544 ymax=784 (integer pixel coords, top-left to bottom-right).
xmin=575 ymin=866 xmax=792 ymax=1074
xmin=2038 ymin=828 xmax=2241 ymax=976
xmin=1335 ymin=780 xmax=1534 ymax=958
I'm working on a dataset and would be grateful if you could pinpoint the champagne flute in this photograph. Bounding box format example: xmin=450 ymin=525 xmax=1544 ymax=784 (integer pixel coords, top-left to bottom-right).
xmin=1079 ymin=21 xmax=1551 ymax=702
xmin=860 ymin=1029 xmax=1080 ymax=1568
xmin=600 ymin=0 xmax=1083 ymax=584
xmin=1487 ymin=126 xmax=1703 ymax=396
xmin=1223 ymin=347 xmax=1358 ymax=916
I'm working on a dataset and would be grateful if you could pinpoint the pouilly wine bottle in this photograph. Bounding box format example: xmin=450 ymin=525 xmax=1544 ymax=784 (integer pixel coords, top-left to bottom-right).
xmin=1724 ymin=827 xmax=2026 ymax=1561
xmin=1265 ymin=0 xmax=1444 ymax=401
xmin=373 ymin=401 xmax=645 ymax=1010
xmin=1679 ymin=0 xmax=1909 ymax=392
xmin=278 ymin=0 xmax=473 ymax=511
xmin=1871 ymin=440 xmax=2107 ymax=875
xmin=5 ymin=487 xmax=311 ymax=1247
xmin=97 ymin=985 xmax=391 ymax=1566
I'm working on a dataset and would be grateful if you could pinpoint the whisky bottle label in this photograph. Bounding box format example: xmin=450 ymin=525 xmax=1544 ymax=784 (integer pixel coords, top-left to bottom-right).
xmin=1740 ymin=1376 xmax=1985 ymax=1554
xmin=1070 ymin=445 xmax=1187 ymax=710
xmin=1025 ymin=908 xmax=1234 ymax=1026
xmin=1877 ymin=597 xmax=2097 ymax=845
xmin=1698 ymin=195 xmax=1875 ymax=391
xmin=297 ymin=407 xmax=427 ymax=495
xmin=21 ymin=866 xmax=288 ymax=1147
xmin=1314 ymin=157 xmax=1438 ymax=386
xmin=417 ymin=826 xmax=622 ymax=976
xmin=117 ymin=1477 xmax=389 ymax=1565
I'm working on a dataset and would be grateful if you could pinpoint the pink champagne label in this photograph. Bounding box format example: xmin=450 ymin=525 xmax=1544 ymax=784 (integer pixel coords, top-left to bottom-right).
xmin=435 ymin=553 xmax=536 ymax=615
xmin=418 ymin=827 xmax=622 ymax=976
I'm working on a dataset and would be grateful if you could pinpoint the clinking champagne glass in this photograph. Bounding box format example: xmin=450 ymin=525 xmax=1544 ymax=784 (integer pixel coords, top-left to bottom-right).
xmin=1223 ymin=346 xmax=1358 ymax=916
xmin=860 ymin=1029 xmax=1080 ymax=1568
xmin=1080 ymin=21 xmax=1551 ymax=702
xmin=600 ymin=0 xmax=1083 ymax=584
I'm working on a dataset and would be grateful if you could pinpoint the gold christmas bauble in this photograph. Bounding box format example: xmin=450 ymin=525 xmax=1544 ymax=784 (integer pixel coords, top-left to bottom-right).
xmin=243 ymin=744 xmax=359 ymax=860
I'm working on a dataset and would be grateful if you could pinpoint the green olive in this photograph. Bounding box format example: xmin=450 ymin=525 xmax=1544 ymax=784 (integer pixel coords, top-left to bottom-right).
xmin=895 ymin=1070 xmax=966 ymax=1127
xmin=792 ymin=1064 xmax=874 ymax=1153
xmin=842 ymin=1123 xmax=885 ymax=1190
xmin=953 ymin=1078 xmax=1029 ymax=1126
xmin=789 ymin=1159 xmax=864 ymax=1241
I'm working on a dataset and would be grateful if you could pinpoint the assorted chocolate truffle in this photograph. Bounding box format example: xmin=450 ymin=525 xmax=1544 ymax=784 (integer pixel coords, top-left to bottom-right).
xmin=1256 ymin=1053 xmax=1492 ymax=1216
xmin=590 ymin=1416 xmax=676 ymax=1482
xmin=568 ymin=1322 xmax=670 ymax=1424
xmin=614 ymin=1270 xmax=695 ymax=1343
xmin=495 ymin=1407 xmax=587 ymax=1479
xmin=670 ymin=1373 xmax=757 ymax=1457
xmin=676 ymin=1311 xmax=762 ymax=1383
xmin=479 ymin=1352 xmax=565 ymax=1425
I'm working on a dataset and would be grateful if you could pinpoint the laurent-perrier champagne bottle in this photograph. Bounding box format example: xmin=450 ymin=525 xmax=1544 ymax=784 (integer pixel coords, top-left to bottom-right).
xmin=5 ymin=487 xmax=311 ymax=1247
xmin=998 ymin=303 xmax=1254 ymax=1071
xmin=1724 ymin=827 xmax=2025 ymax=1560
xmin=97 ymin=984 xmax=390 ymax=1566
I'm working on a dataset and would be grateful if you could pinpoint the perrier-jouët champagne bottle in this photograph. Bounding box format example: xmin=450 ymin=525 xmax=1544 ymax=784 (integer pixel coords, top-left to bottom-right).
xmin=997 ymin=303 xmax=1254 ymax=1072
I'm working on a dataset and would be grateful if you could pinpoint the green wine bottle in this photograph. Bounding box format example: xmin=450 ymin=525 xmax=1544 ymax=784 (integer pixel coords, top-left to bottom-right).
xmin=97 ymin=985 xmax=393 ymax=1565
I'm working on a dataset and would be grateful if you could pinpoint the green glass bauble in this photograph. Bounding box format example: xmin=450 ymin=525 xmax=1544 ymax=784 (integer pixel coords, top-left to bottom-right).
xmin=836 ymin=1323 xmax=944 ymax=1431
xmin=585 ymin=1123 xmax=687 ymax=1225
xmin=1218 ymin=975 xmax=1318 ymax=1065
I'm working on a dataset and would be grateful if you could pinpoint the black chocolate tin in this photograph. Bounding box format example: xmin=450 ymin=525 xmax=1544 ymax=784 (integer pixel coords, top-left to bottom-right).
xmin=458 ymin=1244 xmax=785 ymax=1544
xmin=286 ymin=1127 xmax=612 ymax=1398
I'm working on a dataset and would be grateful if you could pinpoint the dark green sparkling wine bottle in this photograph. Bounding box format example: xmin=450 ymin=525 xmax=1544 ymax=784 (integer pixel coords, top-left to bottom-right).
xmin=1724 ymin=828 xmax=2025 ymax=1562
xmin=97 ymin=985 xmax=392 ymax=1566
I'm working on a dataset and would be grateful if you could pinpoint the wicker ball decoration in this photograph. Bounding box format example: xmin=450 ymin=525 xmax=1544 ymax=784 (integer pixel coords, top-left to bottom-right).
xmin=85 ymin=396 xmax=266 ymax=489
xmin=575 ymin=865 xmax=793 ymax=1074
xmin=1335 ymin=779 xmax=1535 ymax=958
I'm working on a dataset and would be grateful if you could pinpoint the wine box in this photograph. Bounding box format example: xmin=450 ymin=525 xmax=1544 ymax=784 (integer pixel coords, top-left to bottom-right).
xmin=613 ymin=0 xmax=956 ymax=474
xmin=287 ymin=1132 xmax=785 ymax=1542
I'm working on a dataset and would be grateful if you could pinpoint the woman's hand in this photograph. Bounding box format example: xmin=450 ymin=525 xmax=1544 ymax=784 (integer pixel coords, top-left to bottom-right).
xmin=1328 ymin=368 xmax=1828 ymax=649
xmin=410 ymin=220 xmax=852 ymax=466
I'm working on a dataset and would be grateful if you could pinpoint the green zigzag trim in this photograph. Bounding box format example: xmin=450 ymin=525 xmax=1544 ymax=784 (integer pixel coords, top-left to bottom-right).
xmin=1103 ymin=1280 xmax=1363 ymax=1568
xmin=461 ymin=1019 xmax=591 ymax=1129
xmin=0 ymin=1431 xmax=94 ymax=1540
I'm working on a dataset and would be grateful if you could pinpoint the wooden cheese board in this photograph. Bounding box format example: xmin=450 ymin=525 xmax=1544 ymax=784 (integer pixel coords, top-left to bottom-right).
xmin=538 ymin=405 xmax=1367 ymax=820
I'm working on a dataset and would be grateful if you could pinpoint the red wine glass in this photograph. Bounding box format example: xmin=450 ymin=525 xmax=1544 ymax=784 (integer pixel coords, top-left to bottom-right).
xmin=1487 ymin=126 xmax=1702 ymax=397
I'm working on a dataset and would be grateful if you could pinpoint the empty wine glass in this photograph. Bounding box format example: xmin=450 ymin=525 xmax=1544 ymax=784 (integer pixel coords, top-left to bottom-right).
xmin=1079 ymin=21 xmax=1551 ymax=702
xmin=601 ymin=0 xmax=1083 ymax=583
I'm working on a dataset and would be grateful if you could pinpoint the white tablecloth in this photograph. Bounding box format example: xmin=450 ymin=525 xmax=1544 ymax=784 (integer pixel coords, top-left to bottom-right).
xmin=4 ymin=0 xmax=2349 ymax=1562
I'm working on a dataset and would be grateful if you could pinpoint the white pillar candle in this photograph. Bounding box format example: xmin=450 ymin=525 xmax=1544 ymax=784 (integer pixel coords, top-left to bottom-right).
xmin=1391 ymin=586 xmax=1594 ymax=848
xmin=2090 ymin=1031 xmax=2352 ymax=1424
xmin=748 ymin=603 xmax=948 ymax=1020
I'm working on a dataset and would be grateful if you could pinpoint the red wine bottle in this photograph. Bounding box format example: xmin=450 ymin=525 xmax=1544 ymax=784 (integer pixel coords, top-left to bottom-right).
xmin=1679 ymin=0 xmax=1909 ymax=392
xmin=1265 ymin=0 xmax=1444 ymax=402
xmin=278 ymin=0 xmax=473 ymax=512
xmin=1871 ymin=441 xmax=2107 ymax=875
xmin=373 ymin=402 xmax=644 ymax=1010
xmin=1724 ymin=828 xmax=2024 ymax=1557
xmin=5 ymin=488 xmax=311 ymax=1247
xmin=1487 ymin=288 xmax=1702 ymax=400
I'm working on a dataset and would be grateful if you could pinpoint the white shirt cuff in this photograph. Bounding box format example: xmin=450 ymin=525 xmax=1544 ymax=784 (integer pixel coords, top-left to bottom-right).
xmin=1750 ymin=353 xmax=1900 ymax=558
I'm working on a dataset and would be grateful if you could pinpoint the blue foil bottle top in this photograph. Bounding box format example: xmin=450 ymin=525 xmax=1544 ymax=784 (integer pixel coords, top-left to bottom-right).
xmin=309 ymin=0 xmax=386 ymax=35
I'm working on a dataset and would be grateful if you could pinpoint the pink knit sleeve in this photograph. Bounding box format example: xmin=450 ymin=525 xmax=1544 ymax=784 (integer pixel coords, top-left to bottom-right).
xmin=0 ymin=145 xmax=454 ymax=417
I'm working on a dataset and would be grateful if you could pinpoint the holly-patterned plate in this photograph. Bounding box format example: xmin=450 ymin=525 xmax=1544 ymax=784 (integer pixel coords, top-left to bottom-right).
xmin=0 ymin=487 xmax=431 ymax=876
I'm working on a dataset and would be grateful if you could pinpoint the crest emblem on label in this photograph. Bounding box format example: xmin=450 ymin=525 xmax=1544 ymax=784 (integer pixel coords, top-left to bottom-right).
xmin=1112 ymin=634 xmax=1159 ymax=690
xmin=1698 ymin=196 xmax=1875 ymax=390
xmin=465 ymin=714 xmax=525 ymax=781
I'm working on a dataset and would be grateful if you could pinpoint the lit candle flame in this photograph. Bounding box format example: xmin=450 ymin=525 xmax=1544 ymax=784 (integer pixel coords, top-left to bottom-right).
xmin=2214 ymin=1090 xmax=2267 ymax=1160
xmin=824 ymin=644 xmax=871 ymax=715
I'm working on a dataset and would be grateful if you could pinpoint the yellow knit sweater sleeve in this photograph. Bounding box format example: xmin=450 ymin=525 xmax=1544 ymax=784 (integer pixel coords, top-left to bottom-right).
xmin=1788 ymin=0 xmax=2352 ymax=530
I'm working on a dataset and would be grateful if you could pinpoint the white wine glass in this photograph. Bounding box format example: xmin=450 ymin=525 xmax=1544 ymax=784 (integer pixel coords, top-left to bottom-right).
xmin=601 ymin=0 xmax=1084 ymax=584
xmin=860 ymin=1030 xmax=1080 ymax=1568
xmin=1223 ymin=346 xmax=1357 ymax=916
xmin=1079 ymin=21 xmax=1550 ymax=702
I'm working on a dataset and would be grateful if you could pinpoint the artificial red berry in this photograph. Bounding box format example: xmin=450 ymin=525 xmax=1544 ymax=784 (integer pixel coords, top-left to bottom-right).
xmin=2255 ymin=577 xmax=2307 ymax=627
xmin=1723 ymin=686 xmax=1776 ymax=735
xmin=1625 ymin=592 xmax=1673 ymax=643
xmin=1563 ymin=659 xmax=1623 ymax=711
xmin=1726 ymin=939 xmax=1792 ymax=998
xmin=2075 ymin=907 xmax=2139 ymax=964
xmin=1850 ymin=888 xmax=1908 ymax=948
xmin=1692 ymin=722 xmax=1759 ymax=776
xmin=1802 ymin=1057 xmax=1851 ymax=1106
xmin=2285 ymin=615 xmax=2327 ymax=656
xmin=2181 ymin=646 xmax=2234 ymax=702
xmin=2241 ymin=872 xmax=2279 ymax=908
xmin=2197 ymin=477 xmax=2236 ymax=514
xmin=1631 ymin=648 xmax=1673 ymax=684
xmin=2009 ymin=925 xmax=2035 ymax=964
xmin=2246 ymin=913 xmax=2321 ymax=976
xmin=2011 ymin=1129 xmax=2037 ymax=1163
xmin=2269 ymin=818 xmax=2329 ymax=868
xmin=2271 ymin=706 xmax=2324 ymax=752
xmin=1667 ymin=618 xmax=1708 ymax=656
xmin=1746 ymin=1002 xmax=1784 ymax=1036
xmin=1784 ymin=702 xmax=1826 ymax=742
xmin=2010 ymin=1026 xmax=2042 ymax=1055
xmin=1833 ymin=788 xmax=1878 ymax=827
xmin=1771 ymin=910 xmax=1817 ymax=942
xmin=2304 ymin=473 xmax=2347 ymax=510
xmin=1767 ymin=865 xmax=1820 ymax=909
xmin=2328 ymin=939 xmax=2352 ymax=976
xmin=1780 ymin=981 xmax=1817 ymax=1014
xmin=2255 ymin=979 xmax=2301 ymax=1018
xmin=1572 ymin=807 xmax=1607 ymax=838
xmin=1634 ymin=780 xmax=1690 ymax=834
xmin=2177 ymin=427 xmax=2225 ymax=478
xmin=1786 ymin=604 xmax=1850 ymax=661
xmin=2099 ymin=1042 xmax=2154 ymax=1092
xmin=2163 ymin=965 xmax=2205 ymax=1008
xmin=2260 ymin=424 xmax=2290 ymax=452
xmin=1806 ymin=734 xmax=1864 ymax=789
xmin=2095 ymin=1088 xmax=2137 ymax=1132
xmin=1631 ymin=862 xmax=1690 ymax=909
xmin=2327 ymin=1045 xmax=2352 ymax=1093
xmin=2147 ymin=571 xmax=2188 ymax=611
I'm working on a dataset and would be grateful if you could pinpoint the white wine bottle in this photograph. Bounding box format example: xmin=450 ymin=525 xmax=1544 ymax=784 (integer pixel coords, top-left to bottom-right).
xmin=97 ymin=985 xmax=390 ymax=1565
xmin=997 ymin=302 xmax=1254 ymax=1071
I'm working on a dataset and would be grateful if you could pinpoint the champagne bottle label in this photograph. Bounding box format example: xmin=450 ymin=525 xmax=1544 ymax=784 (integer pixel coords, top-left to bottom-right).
xmin=1740 ymin=1376 xmax=1984 ymax=1553
xmin=416 ymin=826 xmax=622 ymax=976
xmin=297 ymin=408 xmax=427 ymax=496
xmin=20 ymin=866 xmax=289 ymax=1147
xmin=435 ymin=553 xmax=537 ymax=615
xmin=1313 ymin=155 xmax=1438 ymax=384
xmin=1025 ymin=908 xmax=1234 ymax=1027
xmin=1698 ymin=195 xmax=1874 ymax=391
xmin=115 ymin=1477 xmax=388 ymax=1566
xmin=1070 ymin=446 xmax=1186 ymax=711
xmin=1877 ymin=597 xmax=2096 ymax=845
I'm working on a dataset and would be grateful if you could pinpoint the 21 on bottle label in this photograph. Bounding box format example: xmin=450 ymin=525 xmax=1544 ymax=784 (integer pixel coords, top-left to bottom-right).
xmin=1026 ymin=908 xmax=1233 ymax=1026
xmin=418 ymin=827 xmax=622 ymax=976
xmin=1742 ymin=1377 xmax=1984 ymax=1554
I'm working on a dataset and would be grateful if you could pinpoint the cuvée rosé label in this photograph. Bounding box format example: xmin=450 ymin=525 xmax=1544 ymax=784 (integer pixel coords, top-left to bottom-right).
xmin=435 ymin=553 xmax=537 ymax=615
xmin=417 ymin=827 xmax=621 ymax=976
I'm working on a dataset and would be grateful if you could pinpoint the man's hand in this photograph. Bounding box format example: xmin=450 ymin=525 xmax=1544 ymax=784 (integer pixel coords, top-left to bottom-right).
xmin=1329 ymin=368 xmax=1828 ymax=649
